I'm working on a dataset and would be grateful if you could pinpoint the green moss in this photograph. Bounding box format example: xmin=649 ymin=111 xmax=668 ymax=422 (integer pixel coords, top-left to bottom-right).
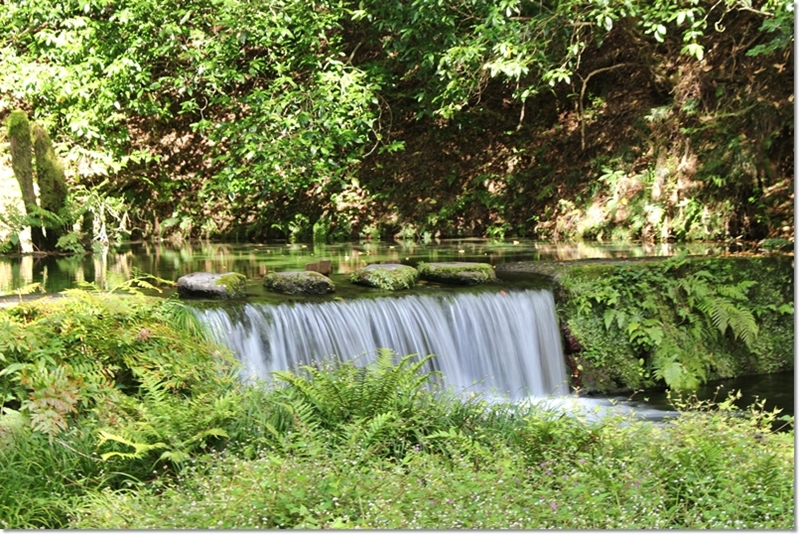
xmin=32 ymin=124 xmax=68 ymax=216
xmin=6 ymin=110 xmax=36 ymax=213
xmin=6 ymin=111 xmax=51 ymax=250
xmin=217 ymin=273 xmax=247 ymax=297
xmin=417 ymin=262 xmax=496 ymax=285
xmin=350 ymin=264 xmax=418 ymax=291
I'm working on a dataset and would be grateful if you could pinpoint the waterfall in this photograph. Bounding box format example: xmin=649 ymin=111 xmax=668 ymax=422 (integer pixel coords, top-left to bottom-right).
xmin=193 ymin=289 xmax=569 ymax=399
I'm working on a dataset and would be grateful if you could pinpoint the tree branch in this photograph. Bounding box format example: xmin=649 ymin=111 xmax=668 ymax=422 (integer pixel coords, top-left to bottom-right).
xmin=578 ymin=63 xmax=637 ymax=151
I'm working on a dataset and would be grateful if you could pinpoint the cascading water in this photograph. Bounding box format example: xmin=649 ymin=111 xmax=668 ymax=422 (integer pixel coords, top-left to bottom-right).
xmin=193 ymin=289 xmax=570 ymax=399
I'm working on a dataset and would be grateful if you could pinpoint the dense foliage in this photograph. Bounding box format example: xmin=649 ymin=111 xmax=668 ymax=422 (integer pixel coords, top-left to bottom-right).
xmin=0 ymin=284 xmax=241 ymax=526
xmin=557 ymin=254 xmax=794 ymax=392
xmin=0 ymin=293 xmax=793 ymax=528
xmin=0 ymin=0 xmax=793 ymax=242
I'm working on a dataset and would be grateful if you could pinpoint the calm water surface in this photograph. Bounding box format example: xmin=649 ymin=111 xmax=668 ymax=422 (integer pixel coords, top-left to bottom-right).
xmin=0 ymin=239 xmax=729 ymax=295
xmin=584 ymin=370 xmax=794 ymax=427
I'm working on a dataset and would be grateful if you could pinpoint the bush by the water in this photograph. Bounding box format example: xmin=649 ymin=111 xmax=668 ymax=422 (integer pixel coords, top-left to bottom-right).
xmin=558 ymin=254 xmax=794 ymax=393
xmin=0 ymin=292 xmax=794 ymax=529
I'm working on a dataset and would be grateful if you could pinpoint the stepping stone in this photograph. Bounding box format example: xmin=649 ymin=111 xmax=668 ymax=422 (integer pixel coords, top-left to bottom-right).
xmin=264 ymin=270 xmax=335 ymax=295
xmin=417 ymin=262 xmax=496 ymax=285
xmin=176 ymin=272 xmax=247 ymax=299
xmin=351 ymin=263 xmax=418 ymax=290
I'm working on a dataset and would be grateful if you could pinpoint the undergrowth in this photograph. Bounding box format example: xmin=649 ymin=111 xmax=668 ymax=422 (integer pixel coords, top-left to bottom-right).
xmin=0 ymin=288 xmax=794 ymax=529
xmin=71 ymin=378 xmax=793 ymax=529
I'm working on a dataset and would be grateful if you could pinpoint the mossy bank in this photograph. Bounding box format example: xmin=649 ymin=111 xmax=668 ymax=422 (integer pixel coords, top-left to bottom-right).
xmin=501 ymin=255 xmax=794 ymax=394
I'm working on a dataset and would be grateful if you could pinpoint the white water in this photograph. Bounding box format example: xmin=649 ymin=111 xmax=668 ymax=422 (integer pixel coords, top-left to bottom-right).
xmin=194 ymin=289 xmax=570 ymax=399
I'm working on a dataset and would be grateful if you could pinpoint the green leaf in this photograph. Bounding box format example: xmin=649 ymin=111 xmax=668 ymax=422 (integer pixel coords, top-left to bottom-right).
xmin=0 ymin=362 xmax=27 ymax=377
xmin=603 ymin=308 xmax=617 ymax=330
xmin=682 ymin=43 xmax=705 ymax=61
xmin=662 ymin=361 xmax=684 ymax=388
xmin=644 ymin=326 xmax=664 ymax=346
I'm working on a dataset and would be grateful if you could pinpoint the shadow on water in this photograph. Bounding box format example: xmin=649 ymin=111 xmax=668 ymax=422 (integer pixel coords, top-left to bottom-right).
xmin=580 ymin=371 xmax=794 ymax=431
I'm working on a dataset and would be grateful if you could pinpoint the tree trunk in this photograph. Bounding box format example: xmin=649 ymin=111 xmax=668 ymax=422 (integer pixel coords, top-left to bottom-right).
xmin=6 ymin=110 xmax=46 ymax=250
xmin=33 ymin=123 xmax=68 ymax=250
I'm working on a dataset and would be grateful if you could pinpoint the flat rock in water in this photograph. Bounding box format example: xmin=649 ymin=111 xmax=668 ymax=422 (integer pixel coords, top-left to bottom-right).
xmin=305 ymin=259 xmax=332 ymax=275
xmin=350 ymin=263 xmax=418 ymax=290
xmin=264 ymin=270 xmax=335 ymax=295
xmin=176 ymin=272 xmax=247 ymax=299
xmin=417 ymin=262 xmax=496 ymax=285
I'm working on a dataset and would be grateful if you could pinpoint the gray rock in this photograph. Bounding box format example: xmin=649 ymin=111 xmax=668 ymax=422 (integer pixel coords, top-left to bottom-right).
xmin=417 ymin=262 xmax=496 ymax=285
xmin=176 ymin=272 xmax=247 ymax=299
xmin=264 ymin=270 xmax=335 ymax=295
xmin=350 ymin=263 xmax=418 ymax=290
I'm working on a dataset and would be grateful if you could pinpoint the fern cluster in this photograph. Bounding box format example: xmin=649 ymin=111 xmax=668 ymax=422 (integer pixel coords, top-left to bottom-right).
xmin=228 ymin=351 xmax=470 ymax=461
xmin=559 ymin=254 xmax=792 ymax=391
xmin=0 ymin=285 xmax=239 ymax=459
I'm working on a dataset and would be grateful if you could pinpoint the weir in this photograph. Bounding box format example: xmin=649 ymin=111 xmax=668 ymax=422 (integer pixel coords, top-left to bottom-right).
xmin=193 ymin=289 xmax=570 ymax=399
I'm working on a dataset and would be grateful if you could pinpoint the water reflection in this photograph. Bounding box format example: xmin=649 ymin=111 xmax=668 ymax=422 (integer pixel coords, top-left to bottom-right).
xmin=0 ymin=239 xmax=733 ymax=294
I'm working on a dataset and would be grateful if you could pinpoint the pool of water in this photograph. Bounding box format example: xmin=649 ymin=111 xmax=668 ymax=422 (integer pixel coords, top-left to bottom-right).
xmin=583 ymin=370 xmax=795 ymax=430
xmin=0 ymin=238 xmax=728 ymax=296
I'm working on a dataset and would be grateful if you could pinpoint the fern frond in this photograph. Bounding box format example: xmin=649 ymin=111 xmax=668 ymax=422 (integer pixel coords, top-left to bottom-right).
xmin=160 ymin=300 xmax=207 ymax=339
xmin=724 ymin=302 xmax=758 ymax=349
xmin=158 ymin=450 xmax=190 ymax=464
xmin=272 ymin=371 xmax=330 ymax=421
xmin=695 ymin=292 xmax=758 ymax=348
xmin=187 ymin=427 xmax=229 ymax=446
xmin=285 ymin=398 xmax=323 ymax=431
xmin=716 ymin=280 xmax=756 ymax=301
xmin=97 ymin=429 xmax=167 ymax=461
xmin=350 ymin=411 xmax=397 ymax=450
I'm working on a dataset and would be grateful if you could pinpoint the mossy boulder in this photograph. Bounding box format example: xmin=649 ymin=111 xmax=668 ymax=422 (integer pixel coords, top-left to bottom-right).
xmin=264 ymin=270 xmax=335 ymax=295
xmin=350 ymin=263 xmax=418 ymax=290
xmin=417 ymin=262 xmax=496 ymax=285
xmin=177 ymin=272 xmax=247 ymax=299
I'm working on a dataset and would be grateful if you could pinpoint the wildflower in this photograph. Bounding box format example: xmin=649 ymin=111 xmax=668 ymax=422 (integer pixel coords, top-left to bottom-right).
xmin=546 ymin=470 xmax=553 ymax=476
xmin=135 ymin=327 xmax=151 ymax=342
xmin=550 ymin=502 xmax=558 ymax=511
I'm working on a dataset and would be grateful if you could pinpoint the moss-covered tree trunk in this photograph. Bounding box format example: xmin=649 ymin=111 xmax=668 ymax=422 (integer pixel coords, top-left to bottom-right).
xmin=7 ymin=110 xmax=46 ymax=250
xmin=33 ymin=123 xmax=68 ymax=250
